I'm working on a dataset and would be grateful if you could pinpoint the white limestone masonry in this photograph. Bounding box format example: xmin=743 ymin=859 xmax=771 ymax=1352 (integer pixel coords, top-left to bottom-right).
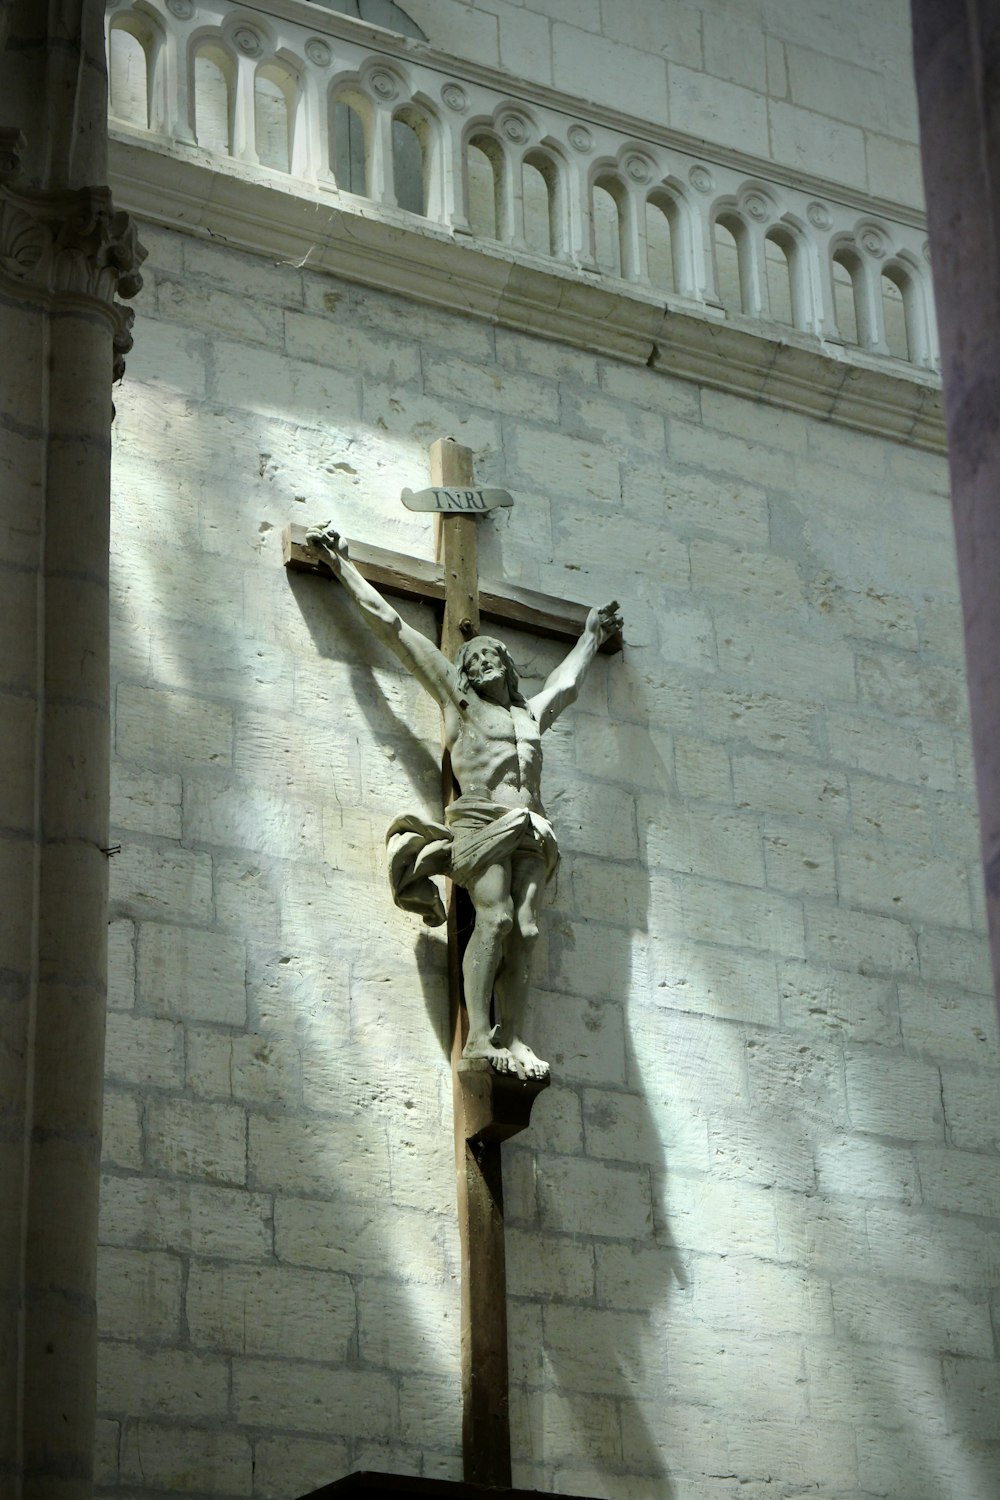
xmin=96 ymin=211 xmax=1000 ymax=1498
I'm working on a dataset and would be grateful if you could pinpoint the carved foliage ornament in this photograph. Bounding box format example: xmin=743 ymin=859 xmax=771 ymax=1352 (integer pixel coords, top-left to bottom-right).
xmin=0 ymin=184 xmax=147 ymax=379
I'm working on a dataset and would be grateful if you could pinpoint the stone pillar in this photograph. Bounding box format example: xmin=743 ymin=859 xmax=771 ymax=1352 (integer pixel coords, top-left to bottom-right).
xmin=0 ymin=4 xmax=144 ymax=1495
xmin=910 ymin=1 xmax=1000 ymax=1007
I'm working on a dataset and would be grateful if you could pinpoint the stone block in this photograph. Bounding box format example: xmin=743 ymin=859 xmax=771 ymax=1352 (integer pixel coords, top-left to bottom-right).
xmin=733 ymin=754 xmax=849 ymax=825
xmin=701 ymin=685 xmax=819 ymax=758
xmin=679 ymin=876 xmax=806 ymax=958
xmin=584 ymin=1088 xmax=708 ymax=1172
xmin=101 ymin=1089 xmax=143 ymax=1170
xmin=553 ymin=24 xmax=668 ymax=125
xmin=848 ymin=772 xmax=931 ymax=845
xmin=866 ymin=131 xmax=925 ymax=207
xmin=275 ymin=1197 xmax=447 ymax=1284
xmin=541 ymin=1303 xmax=663 ymax=1396
xmin=814 ymin=1135 xmax=918 ymax=1204
xmin=837 ymin=837 xmax=972 ymax=929
xmin=899 ymin=981 xmax=998 ymax=1062
xmin=804 ymin=902 xmax=917 ymax=976
xmin=833 ymin=1275 xmax=993 ymax=1357
xmin=918 ymin=1145 xmax=1000 ymax=1219
xmin=624 ymin=461 xmax=770 ymax=549
xmin=780 ymin=959 xmax=899 ymax=1045
xmin=867 ymin=1204 xmax=1000 ymax=1287
xmin=116 ymin=683 xmax=232 ymax=770
xmin=536 ymin=1153 xmax=652 ymax=1239
xmin=138 ymin=922 xmax=247 ymax=1025
xmin=647 ymin=938 xmax=779 ymax=1026
xmin=806 ymin=1337 xmax=950 ymax=1435
xmin=702 ymin=13 xmax=767 ymax=90
xmin=725 ymin=1413 xmax=858 ymax=1486
xmin=249 ymin=1116 xmax=391 ymax=1200
xmin=763 ymin=820 xmax=837 ymax=898
xmin=668 ymin=1173 xmax=778 ymax=1260
xmin=111 ymin=763 xmax=182 ymax=839
xmin=423 ymin=352 xmax=558 ymax=423
xmin=597 ymin=360 xmax=700 ymax=417
xmin=186 ymin=1262 xmax=355 ymax=1361
xmin=358 ymin=1275 xmax=460 ymax=1376
xmin=107 ymin=919 xmax=135 ymax=1011
xmin=96 ymin=1248 xmax=183 ymax=1342
xmin=188 ymin=1027 xmax=303 ymax=1107
xmin=773 ymin=1194 xmax=871 ymax=1275
xmin=844 ymin=1048 xmax=944 ymax=1142
xmin=232 ymin=1359 xmax=396 ymax=1437
xmin=769 ymin=99 xmax=867 ymax=188
xmin=158 ymin=275 xmax=285 ymax=345
xmin=104 ymin=1012 xmax=184 ymax=1088
xmin=706 ymin=1108 xmax=816 ymax=1191
xmin=252 ymin=1437 xmax=350 ymax=1500
xmin=145 ymin=1097 xmax=247 ymax=1185
xmin=506 ymin=1229 xmax=595 ymax=1303
xmin=108 ymin=840 xmax=212 ymax=918
xmin=213 ymin=340 xmax=361 ymax=427
xmin=99 ymin=1176 xmax=273 ymax=1261
xmin=918 ymin=925 xmax=994 ymax=995
xmin=509 ymin=427 xmax=621 ymax=505
xmin=673 ymin=736 xmax=732 ymax=803
xmin=97 ymin=1344 xmax=230 ymax=1420
xmin=665 ymin=64 xmax=769 ymax=155
xmin=690 ymin=537 xmax=803 ymax=612
xmin=857 ymin=651 xmax=968 ymax=727
xmin=119 ymin=1422 xmax=254 ymax=1495
xmin=671 ymin=1327 xmax=809 ymax=1418
xmin=690 ymin=1253 xmax=834 ymax=1335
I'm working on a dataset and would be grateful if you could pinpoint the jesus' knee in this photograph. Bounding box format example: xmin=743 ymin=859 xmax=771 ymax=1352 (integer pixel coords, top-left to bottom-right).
xmin=476 ymin=899 xmax=514 ymax=946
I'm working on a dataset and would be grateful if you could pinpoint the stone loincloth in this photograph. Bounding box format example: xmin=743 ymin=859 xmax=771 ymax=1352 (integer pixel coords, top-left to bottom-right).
xmin=385 ymin=794 xmax=558 ymax=927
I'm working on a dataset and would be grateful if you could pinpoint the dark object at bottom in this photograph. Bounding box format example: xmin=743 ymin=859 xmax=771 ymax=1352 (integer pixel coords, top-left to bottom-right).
xmin=298 ymin=1473 xmax=603 ymax=1499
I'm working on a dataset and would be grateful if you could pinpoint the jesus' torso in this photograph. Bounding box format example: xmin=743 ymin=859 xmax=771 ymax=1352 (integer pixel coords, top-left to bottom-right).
xmin=445 ymin=695 xmax=544 ymax=811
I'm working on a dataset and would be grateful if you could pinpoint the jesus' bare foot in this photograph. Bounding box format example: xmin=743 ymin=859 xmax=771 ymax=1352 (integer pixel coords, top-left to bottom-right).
xmin=462 ymin=1033 xmax=546 ymax=1080
xmin=507 ymin=1037 xmax=549 ymax=1080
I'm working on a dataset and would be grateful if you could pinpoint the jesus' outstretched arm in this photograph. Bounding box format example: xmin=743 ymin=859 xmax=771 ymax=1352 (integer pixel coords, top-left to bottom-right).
xmin=307 ymin=523 xmax=462 ymax=714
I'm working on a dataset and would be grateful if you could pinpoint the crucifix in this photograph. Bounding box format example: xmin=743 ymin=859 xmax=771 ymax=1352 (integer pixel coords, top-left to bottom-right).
xmin=284 ymin=438 xmax=621 ymax=1498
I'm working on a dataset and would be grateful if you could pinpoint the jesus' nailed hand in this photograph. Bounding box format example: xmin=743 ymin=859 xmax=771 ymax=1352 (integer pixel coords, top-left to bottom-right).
xmin=307 ymin=522 xmax=622 ymax=1082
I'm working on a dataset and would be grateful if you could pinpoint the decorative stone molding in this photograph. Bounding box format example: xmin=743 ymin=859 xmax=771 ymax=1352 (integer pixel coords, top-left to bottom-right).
xmin=0 ymin=129 xmax=25 ymax=187
xmin=105 ymin=0 xmax=939 ymax=381
xmin=0 ymin=182 xmax=146 ymax=378
xmin=108 ymin=133 xmax=945 ymax=452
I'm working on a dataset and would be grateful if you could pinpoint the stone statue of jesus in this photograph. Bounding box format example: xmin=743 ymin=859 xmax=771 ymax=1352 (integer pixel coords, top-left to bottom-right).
xmin=308 ymin=524 xmax=622 ymax=1081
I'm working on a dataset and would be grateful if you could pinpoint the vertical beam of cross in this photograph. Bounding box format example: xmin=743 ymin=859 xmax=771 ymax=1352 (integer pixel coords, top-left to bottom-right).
xmin=430 ymin=438 xmax=513 ymax=1488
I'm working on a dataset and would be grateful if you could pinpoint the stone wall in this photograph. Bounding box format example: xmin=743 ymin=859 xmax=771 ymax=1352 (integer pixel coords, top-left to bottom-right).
xmin=96 ymin=217 xmax=999 ymax=1499
xmin=393 ymin=0 xmax=925 ymax=210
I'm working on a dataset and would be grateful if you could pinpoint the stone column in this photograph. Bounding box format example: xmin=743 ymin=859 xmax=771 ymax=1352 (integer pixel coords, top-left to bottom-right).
xmin=0 ymin=4 xmax=144 ymax=1495
xmin=910 ymin=1 xmax=1000 ymax=1007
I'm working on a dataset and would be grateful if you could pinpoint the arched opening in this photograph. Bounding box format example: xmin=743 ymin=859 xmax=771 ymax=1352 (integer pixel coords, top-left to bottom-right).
xmin=194 ymin=44 xmax=235 ymax=155
xmin=832 ymin=249 xmax=863 ymax=345
xmin=713 ymin=215 xmax=743 ymax=313
xmin=109 ymin=25 xmax=150 ymax=127
xmin=255 ymin=63 xmax=297 ymax=172
xmin=592 ymin=177 xmax=624 ymax=278
xmin=881 ymin=265 xmax=911 ymax=361
xmin=466 ymin=134 xmax=503 ymax=240
xmin=332 ymin=96 xmax=368 ymax=195
xmin=392 ymin=108 xmax=429 ymax=216
xmin=523 ymin=152 xmax=559 ymax=257
xmin=764 ymin=230 xmax=795 ymax=326
xmin=645 ymin=193 xmax=677 ymax=292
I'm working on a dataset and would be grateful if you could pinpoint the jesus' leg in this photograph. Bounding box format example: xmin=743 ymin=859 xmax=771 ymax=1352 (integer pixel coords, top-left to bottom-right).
xmin=462 ymin=860 xmax=522 ymax=1075
xmin=493 ymin=854 xmax=547 ymax=1079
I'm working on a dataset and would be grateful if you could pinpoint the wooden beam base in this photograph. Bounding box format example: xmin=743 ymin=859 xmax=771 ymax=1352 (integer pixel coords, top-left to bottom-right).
xmin=283 ymin=525 xmax=623 ymax=655
xmin=457 ymin=1060 xmax=550 ymax=1144
xmin=300 ymin=1473 xmax=606 ymax=1499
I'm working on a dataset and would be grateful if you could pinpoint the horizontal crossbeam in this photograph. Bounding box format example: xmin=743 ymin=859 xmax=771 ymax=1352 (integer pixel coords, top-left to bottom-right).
xmin=282 ymin=525 xmax=623 ymax=655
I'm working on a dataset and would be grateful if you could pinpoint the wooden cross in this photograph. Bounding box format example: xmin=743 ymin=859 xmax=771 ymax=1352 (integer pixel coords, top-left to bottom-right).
xmin=284 ymin=438 xmax=618 ymax=1495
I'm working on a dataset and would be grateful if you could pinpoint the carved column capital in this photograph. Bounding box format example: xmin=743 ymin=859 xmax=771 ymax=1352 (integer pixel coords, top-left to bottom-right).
xmin=0 ymin=177 xmax=147 ymax=378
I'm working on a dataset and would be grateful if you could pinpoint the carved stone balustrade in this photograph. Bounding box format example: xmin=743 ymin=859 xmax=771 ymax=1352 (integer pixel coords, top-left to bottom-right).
xmin=104 ymin=0 xmax=944 ymax=447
